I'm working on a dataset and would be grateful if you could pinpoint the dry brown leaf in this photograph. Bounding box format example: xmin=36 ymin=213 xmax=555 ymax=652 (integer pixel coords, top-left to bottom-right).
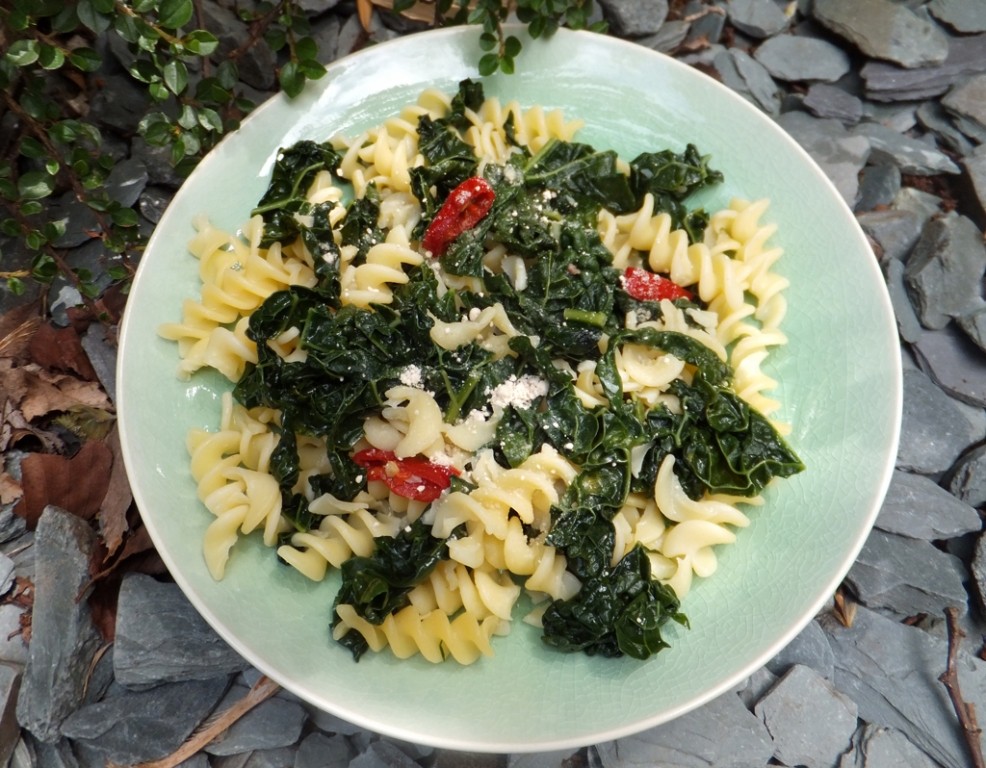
xmin=28 ymin=322 xmax=98 ymax=381
xmin=0 ymin=302 xmax=43 ymax=362
xmin=15 ymin=439 xmax=113 ymax=528
xmin=0 ymin=359 xmax=112 ymax=421
xmin=0 ymin=471 xmax=22 ymax=507
xmin=0 ymin=398 xmax=65 ymax=454
xmin=98 ymin=426 xmax=134 ymax=558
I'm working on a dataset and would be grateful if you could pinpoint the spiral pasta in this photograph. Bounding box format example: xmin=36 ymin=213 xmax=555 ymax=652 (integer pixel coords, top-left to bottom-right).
xmin=164 ymin=81 xmax=800 ymax=666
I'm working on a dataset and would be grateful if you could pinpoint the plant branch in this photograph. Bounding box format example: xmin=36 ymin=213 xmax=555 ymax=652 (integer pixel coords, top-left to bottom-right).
xmin=939 ymin=606 xmax=986 ymax=768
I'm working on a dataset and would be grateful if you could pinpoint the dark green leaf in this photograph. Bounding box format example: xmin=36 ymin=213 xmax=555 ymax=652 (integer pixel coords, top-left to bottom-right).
xmin=17 ymin=170 xmax=55 ymax=201
xmin=183 ymin=29 xmax=219 ymax=55
xmin=158 ymin=0 xmax=194 ymax=29
xmin=6 ymin=40 xmax=39 ymax=67
xmin=68 ymin=47 xmax=102 ymax=72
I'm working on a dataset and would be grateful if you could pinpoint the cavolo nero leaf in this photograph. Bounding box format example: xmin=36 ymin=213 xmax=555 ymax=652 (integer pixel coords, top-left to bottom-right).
xmin=252 ymin=140 xmax=341 ymax=247
xmin=333 ymin=519 xmax=456 ymax=661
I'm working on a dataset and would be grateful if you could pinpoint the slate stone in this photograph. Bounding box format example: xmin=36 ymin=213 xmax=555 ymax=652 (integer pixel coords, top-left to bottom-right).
xmin=892 ymin=186 xmax=943 ymax=225
xmin=948 ymin=444 xmax=986 ymax=508
xmin=971 ymin=534 xmax=986 ymax=614
xmin=59 ymin=677 xmax=230 ymax=764
xmin=963 ymin=144 xmax=986 ymax=229
xmin=803 ymin=82 xmax=864 ymax=125
xmin=856 ymin=209 xmax=923 ymax=263
xmin=0 ymin=663 xmax=22 ymax=768
xmin=845 ymin=529 xmax=969 ymax=618
xmin=684 ymin=1 xmax=727 ymax=46
xmin=204 ymin=685 xmax=307 ymax=755
xmin=765 ymin=619 xmax=836 ymax=681
xmin=201 ymin=1 xmax=276 ymax=91
xmin=812 ymin=0 xmax=949 ymax=69
xmin=896 ymin=367 xmax=986 ymax=475
xmin=48 ymin=191 xmax=101 ymax=249
xmin=114 ymin=573 xmax=250 ymax=687
xmin=637 ymin=20 xmax=691 ymax=54
xmin=15 ymin=506 xmax=101 ymax=744
xmin=81 ymin=324 xmax=118 ymax=404
xmin=88 ymin=72 xmax=151 ymax=134
xmin=958 ymin=307 xmax=986 ymax=354
xmin=855 ymin=724 xmax=941 ymax=768
xmin=885 ymin=258 xmax=925 ymax=343
xmin=851 ymin=122 xmax=959 ymax=176
xmin=915 ymin=101 xmax=975 ymax=156
xmin=904 ymin=212 xmax=986 ymax=330
xmin=876 ymin=469 xmax=981 ymax=541
xmin=104 ymin=158 xmax=148 ymax=208
xmin=929 ymin=0 xmax=986 ymax=33
xmin=508 ymin=750 xmax=580 ymax=768
xmin=856 ymin=164 xmax=901 ymax=211
xmin=294 ymin=732 xmax=355 ymax=768
xmin=595 ymin=690 xmax=774 ymax=767
xmin=596 ymin=0 xmax=669 ymax=36
xmin=736 ymin=665 xmax=779 ymax=710
xmin=913 ymin=326 xmax=986 ymax=407
xmin=861 ymin=101 xmax=919 ymax=133
xmin=754 ymin=34 xmax=851 ymax=82
xmin=755 ymin=664 xmax=858 ymax=768
xmin=775 ymin=111 xmax=870 ymax=206
xmin=862 ymin=34 xmax=986 ymax=102
xmin=212 ymin=746 xmax=297 ymax=768
xmin=31 ymin=738 xmax=81 ymax=768
xmin=350 ymin=741 xmax=422 ymax=768
xmin=727 ymin=0 xmax=790 ymax=38
xmin=822 ymin=605 xmax=986 ymax=768
xmin=728 ymin=48 xmax=782 ymax=114
xmin=941 ymin=73 xmax=986 ymax=143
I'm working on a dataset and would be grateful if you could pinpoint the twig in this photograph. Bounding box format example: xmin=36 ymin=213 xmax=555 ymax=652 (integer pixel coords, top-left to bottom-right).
xmin=939 ymin=607 xmax=986 ymax=768
xmin=108 ymin=675 xmax=281 ymax=768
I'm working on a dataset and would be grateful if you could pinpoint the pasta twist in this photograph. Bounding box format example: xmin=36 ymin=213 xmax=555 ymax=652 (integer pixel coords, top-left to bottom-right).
xmin=333 ymin=603 xmax=502 ymax=664
xmin=339 ymin=225 xmax=424 ymax=308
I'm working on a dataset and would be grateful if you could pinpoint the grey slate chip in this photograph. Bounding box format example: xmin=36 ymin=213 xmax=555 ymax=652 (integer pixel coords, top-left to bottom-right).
xmin=15 ymin=507 xmax=101 ymax=744
xmin=804 ymin=82 xmax=864 ymax=124
xmin=851 ymin=122 xmax=960 ymax=176
xmin=948 ymin=444 xmax=986 ymax=508
xmin=114 ymin=573 xmax=250 ymax=688
xmin=862 ymin=34 xmax=986 ymax=102
xmin=595 ymin=690 xmax=775 ymax=767
xmin=823 ymin=605 xmax=986 ymax=768
xmin=941 ymin=73 xmax=986 ymax=143
xmin=913 ymin=326 xmax=986 ymax=407
xmin=896 ymin=367 xmax=986 ymax=475
xmin=755 ymin=664 xmax=858 ymax=768
xmin=596 ymin=0 xmax=669 ymax=37
xmin=59 ymin=678 xmax=230 ymax=764
xmin=203 ymin=685 xmax=307 ymax=755
xmin=812 ymin=0 xmax=949 ymax=69
xmin=764 ymin=619 xmax=836 ymax=681
xmin=929 ymin=0 xmax=986 ymax=33
xmin=754 ymin=34 xmax=851 ymax=82
xmin=904 ymin=212 xmax=986 ymax=329
xmin=727 ymin=0 xmax=791 ymax=38
xmin=845 ymin=529 xmax=969 ymax=618
xmin=775 ymin=111 xmax=870 ymax=205
xmin=876 ymin=469 xmax=981 ymax=541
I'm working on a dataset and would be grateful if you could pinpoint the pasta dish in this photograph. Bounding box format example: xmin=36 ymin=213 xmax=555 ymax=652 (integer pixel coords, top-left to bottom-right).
xmin=159 ymin=80 xmax=804 ymax=665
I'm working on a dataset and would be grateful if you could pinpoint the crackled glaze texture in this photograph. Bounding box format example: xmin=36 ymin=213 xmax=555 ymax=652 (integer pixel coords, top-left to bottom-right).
xmin=116 ymin=26 xmax=901 ymax=753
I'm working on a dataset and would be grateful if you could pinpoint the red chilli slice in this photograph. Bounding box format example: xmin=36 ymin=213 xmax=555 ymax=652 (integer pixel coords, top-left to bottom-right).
xmin=353 ymin=448 xmax=459 ymax=503
xmin=421 ymin=176 xmax=496 ymax=256
xmin=622 ymin=266 xmax=694 ymax=302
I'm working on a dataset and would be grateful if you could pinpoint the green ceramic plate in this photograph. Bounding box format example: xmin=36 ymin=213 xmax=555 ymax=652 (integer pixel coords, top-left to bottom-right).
xmin=117 ymin=26 xmax=901 ymax=752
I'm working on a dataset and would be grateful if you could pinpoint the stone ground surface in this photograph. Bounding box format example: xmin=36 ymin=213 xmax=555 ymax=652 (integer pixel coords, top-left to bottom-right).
xmin=3 ymin=0 xmax=986 ymax=766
